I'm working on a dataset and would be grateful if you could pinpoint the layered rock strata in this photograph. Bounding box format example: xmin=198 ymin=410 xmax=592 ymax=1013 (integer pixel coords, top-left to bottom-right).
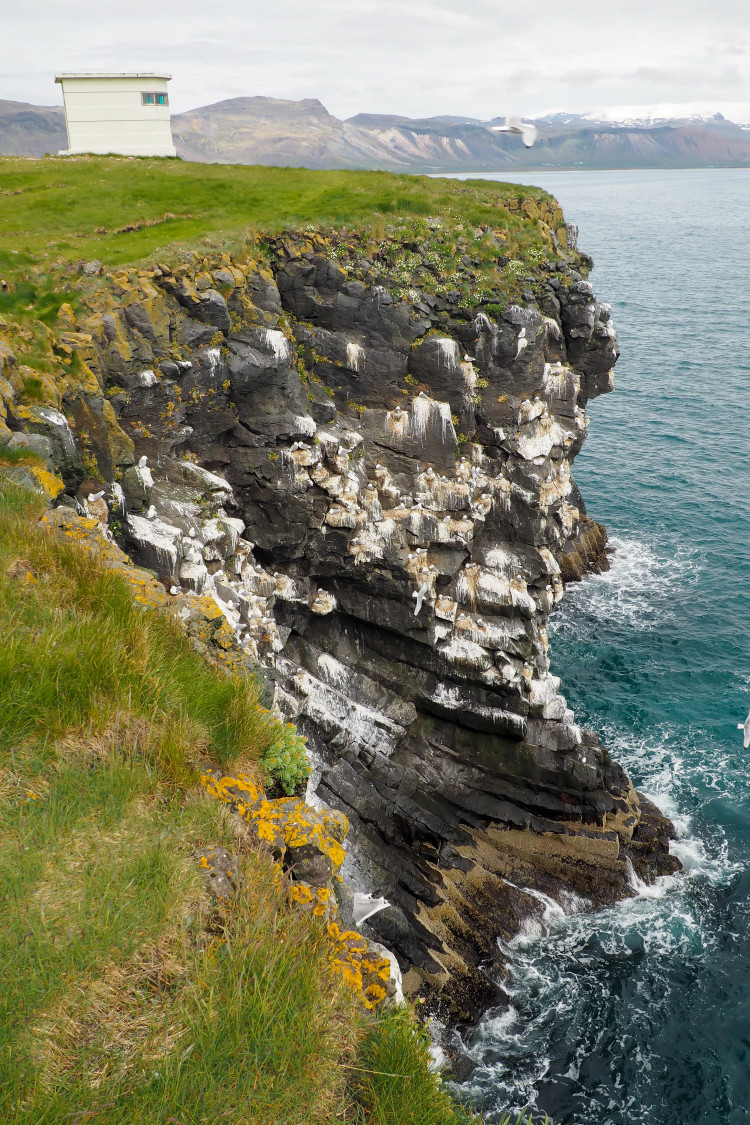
xmin=1 ymin=215 xmax=680 ymax=1022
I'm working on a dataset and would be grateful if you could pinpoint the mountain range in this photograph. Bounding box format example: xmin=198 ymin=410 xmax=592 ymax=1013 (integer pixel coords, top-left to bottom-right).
xmin=4 ymin=94 xmax=750 ymax=170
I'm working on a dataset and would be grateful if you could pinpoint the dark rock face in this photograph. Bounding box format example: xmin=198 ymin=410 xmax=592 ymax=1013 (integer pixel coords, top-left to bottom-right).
xmin=77 ymin=236 xmax=679 ymax=1024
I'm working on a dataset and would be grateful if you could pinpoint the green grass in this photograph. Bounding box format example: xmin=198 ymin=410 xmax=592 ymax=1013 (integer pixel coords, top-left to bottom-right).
xmin=352 ymin=1007 xmax=476 ymax=1125
xmin=0 ymin=495 xmax=274 ymax=773
xmin=0 ymin=479 xmax=477 ymax=1123
xmin=0 ymin=277 xmax=81 ymax=326
xmin=0 ymin=445 xmax=47 ymax=468
xmin=0 ymin=156 xmax=550 ymax=284
xmin=351 ymin=1007 xmax=545 ymax=1125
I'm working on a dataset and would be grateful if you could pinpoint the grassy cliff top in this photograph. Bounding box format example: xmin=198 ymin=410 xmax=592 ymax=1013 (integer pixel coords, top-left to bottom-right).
xmin=0 ymin=156 xmax=553 ymax=282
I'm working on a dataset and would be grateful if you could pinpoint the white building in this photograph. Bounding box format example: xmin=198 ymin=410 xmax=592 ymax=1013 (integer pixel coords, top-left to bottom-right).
xmin=55 ymin=73 xmax=176 ymax=157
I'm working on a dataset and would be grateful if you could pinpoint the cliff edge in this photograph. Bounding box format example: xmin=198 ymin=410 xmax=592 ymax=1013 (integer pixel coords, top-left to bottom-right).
xmin=0 ymin=170 xmax=680 ymax=1024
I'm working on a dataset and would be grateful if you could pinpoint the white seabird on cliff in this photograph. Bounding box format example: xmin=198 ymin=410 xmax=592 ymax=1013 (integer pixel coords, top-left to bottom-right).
xmin=739 ymin=708 xmax=750 ymax=750
xmin=490 ymin=115 xmax=538 ymax=148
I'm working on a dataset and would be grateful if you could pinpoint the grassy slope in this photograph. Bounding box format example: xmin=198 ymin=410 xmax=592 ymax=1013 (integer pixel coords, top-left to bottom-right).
xmin=0 ymin=479 xmax=482 ymax=1124
xmin=0 ymin=156 xmax=548 ymax=285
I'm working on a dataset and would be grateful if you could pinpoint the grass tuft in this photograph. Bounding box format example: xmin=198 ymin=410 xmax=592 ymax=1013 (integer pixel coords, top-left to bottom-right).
xmin=0 ymin=446 xmax=48 ymax=468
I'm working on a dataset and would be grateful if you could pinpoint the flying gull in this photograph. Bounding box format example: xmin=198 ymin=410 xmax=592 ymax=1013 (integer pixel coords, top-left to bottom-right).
xmin=412 ymin=582 xmax=430 ymax=615
xmin=739 ymin=708 xmax=750 ymax=750
xmin=352 ymin=892 xmax=391 ymax=926
xmin=490 ymin=116 xmax=538 ymax=148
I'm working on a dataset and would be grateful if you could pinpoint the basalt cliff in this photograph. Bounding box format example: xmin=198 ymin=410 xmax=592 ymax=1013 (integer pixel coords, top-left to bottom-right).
xmin=0 ymin=194 xmax=680 ymax=1023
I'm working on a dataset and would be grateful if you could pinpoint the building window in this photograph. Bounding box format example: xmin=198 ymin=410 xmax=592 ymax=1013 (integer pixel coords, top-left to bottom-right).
xmin=141 ymin=92 xmax=168 ymax=106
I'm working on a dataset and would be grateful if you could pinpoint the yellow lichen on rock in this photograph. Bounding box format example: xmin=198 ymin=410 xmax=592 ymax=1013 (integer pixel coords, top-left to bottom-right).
xmin=85 ymin=311 xmax=133 ymax=366
xmin=201 ymin=770 xmax=262 ymax=808
xmin=289 ymin=882 xmax=331 ymax=917
xmin=1 ymin=466 xmax=65 ymax=501
xmin=199 ymin=767 xmax=390 ymax=1009
xmin=28 ymin=467 xmax=66 ymax=500
xmin=199 ymin=770 xmax=348 ymax=876
xmin=327 ymin=921 xmax=392 ymax=1009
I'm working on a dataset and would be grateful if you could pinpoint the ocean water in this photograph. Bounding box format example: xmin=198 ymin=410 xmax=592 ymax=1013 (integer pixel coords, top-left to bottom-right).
xmin=449 ymin=170 xmax=750 ymax=1124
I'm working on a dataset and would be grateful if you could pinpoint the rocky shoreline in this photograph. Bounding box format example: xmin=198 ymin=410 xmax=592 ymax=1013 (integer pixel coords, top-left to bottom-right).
xmin=0 ymin=202 xmax=680 ymax=1023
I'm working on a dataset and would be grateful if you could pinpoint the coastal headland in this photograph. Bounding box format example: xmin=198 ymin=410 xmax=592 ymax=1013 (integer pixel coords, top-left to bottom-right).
xmin=0 ymin=157 xmax=679 ymax=1119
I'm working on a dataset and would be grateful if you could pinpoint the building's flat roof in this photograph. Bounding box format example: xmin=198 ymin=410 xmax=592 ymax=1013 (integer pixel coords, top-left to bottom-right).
xmin=55 ymin=73 xmax=172 ymax=82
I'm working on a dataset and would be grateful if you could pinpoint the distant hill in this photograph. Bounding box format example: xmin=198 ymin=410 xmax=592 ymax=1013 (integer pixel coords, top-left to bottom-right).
xmin=170 ymin=96 xmax=404 ymax=169
xmin=4 ymin=94 xmax=750 ymax=170
xmin=0 ymin=99 xmax=66 ymax=156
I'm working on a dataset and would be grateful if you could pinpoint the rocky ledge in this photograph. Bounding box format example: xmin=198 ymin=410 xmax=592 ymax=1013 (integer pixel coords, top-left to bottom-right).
xmin=0 ymin=201 xmax=680 ymax=1022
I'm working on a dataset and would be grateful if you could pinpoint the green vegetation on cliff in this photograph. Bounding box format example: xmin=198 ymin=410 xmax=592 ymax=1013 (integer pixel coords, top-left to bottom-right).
xmin=0 ymin=156 xmax=567 ymax=434
xmin=0 ymin=479 xmax=478 ymax=1124
xmin=0 ymin=155 xmax=553 ymax=284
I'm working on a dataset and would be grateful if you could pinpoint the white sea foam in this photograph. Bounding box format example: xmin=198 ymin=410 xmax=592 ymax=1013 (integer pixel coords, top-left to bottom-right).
xmin=448 ymin=169 xmax=750 ymax=1124
xmin=451 ymin=857 xmax=724 ymax=1121
xmin=452 ymin=711 xmax=741 ymax=1122
xmin=550 ymin=533 xmax=703 ymax=636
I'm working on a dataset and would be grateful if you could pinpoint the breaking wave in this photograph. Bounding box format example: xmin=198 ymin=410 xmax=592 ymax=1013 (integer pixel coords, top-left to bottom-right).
xmin=550 ymin=533 xmax=703 ymax=637
xmin=451 ymin=719 xmax=740 ymax=1124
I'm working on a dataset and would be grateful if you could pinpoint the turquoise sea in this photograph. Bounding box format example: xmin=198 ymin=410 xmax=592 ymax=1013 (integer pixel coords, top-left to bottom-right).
xmin=449 ymin=169 xmax=750 ymax=1124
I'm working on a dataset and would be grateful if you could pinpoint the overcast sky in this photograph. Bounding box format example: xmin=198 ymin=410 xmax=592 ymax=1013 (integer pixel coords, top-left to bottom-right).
xmin=3 ymin=0 xmax=750 ymax=121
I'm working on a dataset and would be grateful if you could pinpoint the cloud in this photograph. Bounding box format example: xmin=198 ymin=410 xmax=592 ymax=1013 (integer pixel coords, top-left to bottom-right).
xmin=2 ymin=0 xmax=750 ymax=120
